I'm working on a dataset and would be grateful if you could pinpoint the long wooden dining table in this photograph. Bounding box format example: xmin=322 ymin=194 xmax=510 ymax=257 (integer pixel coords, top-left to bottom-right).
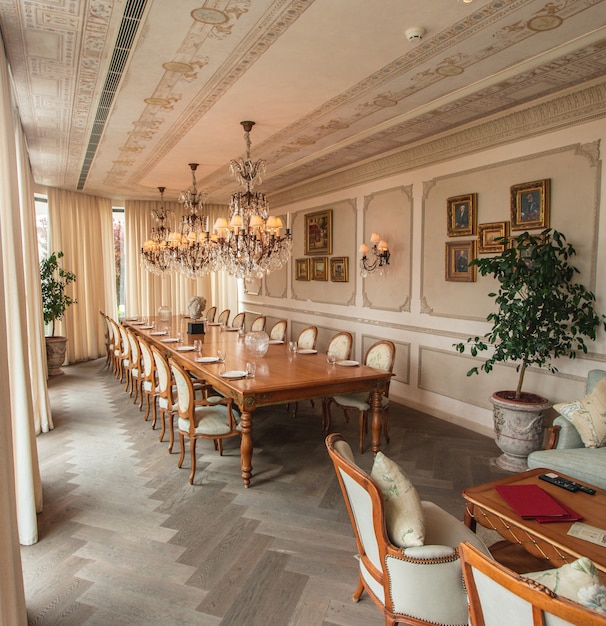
xmin=128 ymin=316 xmax=392 ymax=487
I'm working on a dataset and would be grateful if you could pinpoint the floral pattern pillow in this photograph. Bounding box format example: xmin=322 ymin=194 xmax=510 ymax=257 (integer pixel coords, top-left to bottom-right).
xmin=525 ymin=557 xmax=606 ymax=614
xmin=371 ymin=452 xmax=425 ymax=548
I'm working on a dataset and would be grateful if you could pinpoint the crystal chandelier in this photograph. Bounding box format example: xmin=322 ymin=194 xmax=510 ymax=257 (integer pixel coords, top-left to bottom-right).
xmin=359 ymin=233 xmax=390 ymax=277
xmin=140 ymin=186 xmax=173 ymax=275
xmin=213 ymin=121 xmax=292 ymax=279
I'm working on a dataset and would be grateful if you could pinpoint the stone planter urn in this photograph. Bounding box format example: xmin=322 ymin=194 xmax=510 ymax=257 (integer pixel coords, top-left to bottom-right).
xmin=45 ymin=336 xmax=68 ymax=377
xmin=491 ymin=391 xmax=552 ymax=472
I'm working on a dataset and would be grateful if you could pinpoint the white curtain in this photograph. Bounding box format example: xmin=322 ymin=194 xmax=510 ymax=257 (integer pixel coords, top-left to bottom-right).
xmin=125 ymin=200 xmax=238 ymax=320
xmin=47 ymin=188 xmax=116 ymax=363
xmin=0 ymin=32 xmax=30 ymax=623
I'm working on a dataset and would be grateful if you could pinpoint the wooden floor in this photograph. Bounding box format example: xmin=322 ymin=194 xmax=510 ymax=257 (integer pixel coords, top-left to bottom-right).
xmin=21 ymin=358 xmax=511 ymax=625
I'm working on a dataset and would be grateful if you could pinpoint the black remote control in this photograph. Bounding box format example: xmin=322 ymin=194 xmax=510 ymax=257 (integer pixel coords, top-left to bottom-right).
xmin=539 ymin=473 xmax=596 ymax=495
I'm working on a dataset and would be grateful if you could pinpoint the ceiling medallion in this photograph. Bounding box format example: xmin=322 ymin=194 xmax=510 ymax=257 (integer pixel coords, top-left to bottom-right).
xmin=191 ymin=7 xmax=228 ymax=24
xmin=162 ymin=61 xmax=194 ymax=73
xmin=527 ymin=15 xmax=563 ymax=32
xmin=436 ymin=65 xmax=464 ymax=76
xmin=144 ymin=97 xmax=171 ymax=107
xmin=374 ymin=97 xmax=398 ymax=107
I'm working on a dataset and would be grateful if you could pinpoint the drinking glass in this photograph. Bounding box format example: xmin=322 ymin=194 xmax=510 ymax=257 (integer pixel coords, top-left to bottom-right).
xmin=288 ymin=341 xmax=298 ymax=355
xmin=193 ymin=339 xmax=202 ymax=354
xmin=217 ymin=349 xmax=225 ymax=363
xmin=326 ymin=351 xmax=337 ymax=365
xmin=176 ymin=331 xmax=183 ymax=344
xmin=246 ymin=362 xmax=256 ymax=378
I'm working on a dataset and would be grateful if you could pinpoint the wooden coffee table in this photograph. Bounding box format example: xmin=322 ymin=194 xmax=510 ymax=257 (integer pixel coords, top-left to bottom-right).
xmin=463 ymin=468 xmax=606 ymax=579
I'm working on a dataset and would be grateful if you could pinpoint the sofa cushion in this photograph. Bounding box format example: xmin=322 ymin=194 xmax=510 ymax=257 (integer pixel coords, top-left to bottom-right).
xmin=553 ymin=377 xmax=606 ymax=448
xmin=371 ymin=452 xmax=425 ymax=548
xmin=525 ymin=557 xmax=606 ymax=614
xmin=527 ymin=447 xmax=606 ymax=490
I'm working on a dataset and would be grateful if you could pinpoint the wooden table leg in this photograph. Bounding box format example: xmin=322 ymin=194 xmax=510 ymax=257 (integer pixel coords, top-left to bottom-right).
xmin=370 ymin=389 xmax=382 ymax=455
xmin=240 ymin=409 xmax=253 ymax=487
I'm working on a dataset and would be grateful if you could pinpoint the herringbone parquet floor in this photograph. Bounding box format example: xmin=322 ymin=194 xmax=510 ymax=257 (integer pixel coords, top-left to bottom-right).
xmin=21 ymin=358 xmax=511 ymax=625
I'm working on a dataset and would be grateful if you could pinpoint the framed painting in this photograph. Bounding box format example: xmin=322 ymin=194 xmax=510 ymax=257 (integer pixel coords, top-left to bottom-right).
xmin=447 ymin=193 xmax=477 ymax=237
xmin=510 ymin=179 xmax=550 ymax=231
xmin=312 ymin=257 xmax=328 ymax=281
xmin=478 ymin=221 xmax=509 ymax=254
xmin=446 ymin=240 xmax=477 ymax=282
xmin=330 ymin=256 xmax=349 ymax=282
xmin=295 ymin=258 xmax=310 ymax=281
xmin=305 ymin=209 xmax=333 ymax=255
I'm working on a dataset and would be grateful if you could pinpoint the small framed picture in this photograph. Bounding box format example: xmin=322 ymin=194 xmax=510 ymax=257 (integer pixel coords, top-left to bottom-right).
xmin=305 ymin=209 xmax=333 ymax=255
xmin=478 ymin=221 xmax=509 ymax=254
xmin=295 ymin=258 xmax=310 ymax=281
xmin=510 ymin=179 xmax=550 ymax=231
xmin=447 ymin=193 xmax=477 ymax=237
xmin=330 ymin=256 xmax=349 ymax=282
xmin=446 ymin=240 xmax=477 ymax=282
xmin=312 ymin=257 xmax=328 ymax=281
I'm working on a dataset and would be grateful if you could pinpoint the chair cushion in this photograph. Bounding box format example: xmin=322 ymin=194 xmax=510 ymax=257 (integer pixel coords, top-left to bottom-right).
xmin=525 ymin=557 xmax=606 ymax=614
xmin=178 ymin=404 xmax=240 ymax=436
xmin=553 ymin=377 xmax=606 ymax=448
xmin=332 ymin=392 xmax=388 ymax=411
xmin=370 ymin=452 xmax=425 ymax=548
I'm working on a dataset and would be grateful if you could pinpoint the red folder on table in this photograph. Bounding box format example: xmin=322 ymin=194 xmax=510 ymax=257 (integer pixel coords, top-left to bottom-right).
xmin=496 ymin=484 xmax=572 ymax=519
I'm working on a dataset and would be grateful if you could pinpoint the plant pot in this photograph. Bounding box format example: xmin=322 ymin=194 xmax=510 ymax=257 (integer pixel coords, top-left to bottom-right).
xmin=45 ymin=336 xmax=68 ymax=377
xmin=491 ymin=391 xmax=552 ymax=472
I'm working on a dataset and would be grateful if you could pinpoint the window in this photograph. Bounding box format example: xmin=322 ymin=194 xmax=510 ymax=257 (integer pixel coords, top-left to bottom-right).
xmin=35 ymin=195 xmax=49 ymax=260
xmin=113 ymin=208 xmax=125 ymax=317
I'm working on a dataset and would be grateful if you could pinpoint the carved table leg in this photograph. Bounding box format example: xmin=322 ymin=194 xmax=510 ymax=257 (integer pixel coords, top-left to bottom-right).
xmin=240 ymin=409 xmax=253 ymax=487
xmin=370 ymin=389 xmax=382 ymax=455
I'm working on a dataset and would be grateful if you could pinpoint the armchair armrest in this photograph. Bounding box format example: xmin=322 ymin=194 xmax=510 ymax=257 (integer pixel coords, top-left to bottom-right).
xmin=552 ymin=416 xmax=584 ymax=449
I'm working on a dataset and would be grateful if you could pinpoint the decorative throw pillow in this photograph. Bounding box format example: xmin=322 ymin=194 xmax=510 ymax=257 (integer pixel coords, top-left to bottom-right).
xmin=370 ymin=452 xmax=425 ymax=548
xmin=525 ymin=557 xmax=606 ymax=614
xmin=554 ymin=377 xmax=606 ymax=448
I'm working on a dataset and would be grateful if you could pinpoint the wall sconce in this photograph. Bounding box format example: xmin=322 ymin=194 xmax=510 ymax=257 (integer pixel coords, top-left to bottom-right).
xmin=359 ymin=233 xmax=390 ymax=277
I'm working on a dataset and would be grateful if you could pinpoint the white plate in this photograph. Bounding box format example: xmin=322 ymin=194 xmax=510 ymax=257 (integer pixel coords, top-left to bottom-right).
xmin=160 ymin=337 xmax=179 ymax=343
xmin=220 ymin=370 xmax=248 ymax=379
xmin=224 ymin=327 xmax=240 ymax=332
xmin=125 ymin=317 xmax=139 ymax=321
xmin=206 ymin=322 xmax=221 ymax=326
xmin=139 ymin=325 xmax=153 ymax=330
xmin=150 ymin=331 xmax=167 ymax=336
xmin=195 ymin=356 xmax=219 ymax=363
xmin=297 ymin=349 xmax=317 ymax=355
xmin=130 ymin=321 xmax=145 ymax=325
xmin=268 ymin=340 xmax=284 ymax=344
xmin=176 ymin=346 xmax=195 ymax=352
xmin=336 ymin=360 xmax=360 ymax=367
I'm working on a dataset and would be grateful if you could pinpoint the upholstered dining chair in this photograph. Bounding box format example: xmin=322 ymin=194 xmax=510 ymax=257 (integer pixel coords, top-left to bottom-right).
xmin=231 ymin=312 xmax=246 ymax=330
xmin=100 ymin=312 xmax=113 ymax=369
xmin=117 ymin=323 xmax=132 ymax=386
xmin=170 ymin=358 xmax=241 ymax=485
xmin=250 ymin=316 xmax=266 ymax=332
xmin=151 ymin=345 xmax=178 ymax=443
xmin=217 ymin=308 xmax=231 ymax=326
xmin=108 ymin=317 xmax=123 ymax=378
xmin=297 ymin=325 xmax=318 ymax=350
xmin=323 ymin=339 xmax=395 ymax=452
xmin=459 ymin=541 xmax=606 ymax=625
xmin=125 ymin=327 xmax=143 ymax=402
xmin=326 ymin=331 xmax=353 ymax=361
xmin=269 ymin=319 xmax=287 ymax=341
xmin=137 ymin=336 xmax=157 ymax=423
xmin=326 ymin=434 xmax=490 ymax=626
xmin=205 ymin=306 xmax=217 ymax=323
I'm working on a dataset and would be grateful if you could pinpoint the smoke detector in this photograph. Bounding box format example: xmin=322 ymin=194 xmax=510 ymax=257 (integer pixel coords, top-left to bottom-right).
xmin=405 ymin=27 xmax=425 ymax=41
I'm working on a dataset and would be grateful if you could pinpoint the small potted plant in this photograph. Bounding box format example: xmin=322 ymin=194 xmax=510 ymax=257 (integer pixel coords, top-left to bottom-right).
xmin=41 ymin=251 xmax=77 ymax=376
xmin=455 ymin=229 xmax=605 ymax=471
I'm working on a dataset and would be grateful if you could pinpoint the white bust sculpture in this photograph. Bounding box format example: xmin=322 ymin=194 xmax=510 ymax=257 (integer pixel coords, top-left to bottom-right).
xmin=187 ymin=296 xmax=207 ymax=320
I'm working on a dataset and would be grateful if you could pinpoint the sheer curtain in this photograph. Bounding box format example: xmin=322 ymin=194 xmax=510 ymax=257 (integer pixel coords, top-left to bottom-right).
xmin=47 ymin=188 xmax=117 ymax=363
xmin=125 ymin=200 xmax=238 ymax=318
xmin=0 ymin=33 xmax=31 ymax=623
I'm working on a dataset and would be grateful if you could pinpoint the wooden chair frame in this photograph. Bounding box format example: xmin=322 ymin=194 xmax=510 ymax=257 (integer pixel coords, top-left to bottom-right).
xmin=250 ymin=316 xmax=266 ymax=332
xmin=269 ymin=319 xmax=287 ymax=341
xmin=232 ymin=312 xmax=246 ymax=329
xmin=217 ymin=309 xmax=230 ymax=326
xmin=205 ymin=306 xmax=217 ymax=323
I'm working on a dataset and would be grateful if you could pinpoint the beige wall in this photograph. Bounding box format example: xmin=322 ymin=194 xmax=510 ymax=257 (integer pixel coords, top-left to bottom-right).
xmin=242 ymin=116 xmax=606 ymax=437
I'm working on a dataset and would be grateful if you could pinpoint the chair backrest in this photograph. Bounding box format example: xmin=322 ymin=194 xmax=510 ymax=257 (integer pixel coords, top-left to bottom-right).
xmin=327 ymin=331 xmax=353 ymax=360
xmin=297 ymin=326 xmax=318 ymax=350
xmin=269 ymin=319 xmax=287 ymax=341
xmin=251 ymin=316 xmax=266 ymax=332
xmin=459 ymin=541 xmax=606 ymax=626
xmin=232 ymin=312 xmax=246 ymax=329
xmin=138 ymin=336 xmax=154 ymax=381
xmin=151 ymin=345 xmax=174 ymax=404
xmin=217 ymin=309 xmax=230 ymax=325
xmin=365 ymin=340 xmax=395 ymax=396
xmin=109 ymin=318 xmax=122 ymax=351
xmin=118 ymin=324 xmax=130 ymax=358
xmin=169 ymin=358 xmax=194 ymax=423
xmin=126 ymin=328 xmax=141 ymax=370
xmin=205 ymin=306 xmax=216 ymax=322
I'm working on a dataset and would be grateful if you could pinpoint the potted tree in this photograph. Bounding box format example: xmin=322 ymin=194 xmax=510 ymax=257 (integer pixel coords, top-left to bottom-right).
xmin=41 ymin=251 xmax=77 ymax=376
xmin=455 ymin=229 xmax=605 ymax=471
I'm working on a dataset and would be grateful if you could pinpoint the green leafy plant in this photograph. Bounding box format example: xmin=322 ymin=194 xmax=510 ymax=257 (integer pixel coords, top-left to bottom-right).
xmin=40 ymin=251 xmax=77 ymax=337
xmin=454 ymin=229 xmax=605 ymax=400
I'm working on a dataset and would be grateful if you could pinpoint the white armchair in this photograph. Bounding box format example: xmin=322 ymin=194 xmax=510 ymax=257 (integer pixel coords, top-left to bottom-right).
xmin=326 ymin=433 xmax=491 ymax=626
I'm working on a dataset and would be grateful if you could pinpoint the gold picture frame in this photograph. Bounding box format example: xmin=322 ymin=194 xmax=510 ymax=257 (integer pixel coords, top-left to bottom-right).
xmin=305 ymin=209 xmax=333 ymax=255
xmin=447 ymin=193 xmax=477 ymax=237
xmin=510 ymin=179 xmax=550 ymax=231
xmin=446 ymin=240 xmax=477 ymax=282
xmin=312 ymin=257 xmax=328 ymax=281
xmin=295 ymin=258 xmax=310 ymax=281
xmin=330 ymin=256 xmax=349 ymax=282
xmin=478 ymin=221 xmax=509 ymax=254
